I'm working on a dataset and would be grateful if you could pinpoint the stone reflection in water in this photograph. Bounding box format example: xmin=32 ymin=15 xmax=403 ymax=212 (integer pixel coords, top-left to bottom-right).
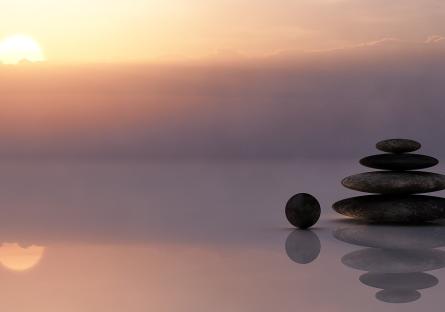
xmin=335 ymin=225 xmax=445 ymax=250
xmin=375 ymin=289 xmax=421 ymax=304
xmin=360 ymin=272 xmax=438 ymax=289
xmin=342 ymin=248 xmax=445 ymax=273
xmin=361 ymin=272 xmax=438 ymax=304
xmin=285 ymin=230 xmax=321 ymax=264
xmin=334 ymin=224 xmax=445 ymax=303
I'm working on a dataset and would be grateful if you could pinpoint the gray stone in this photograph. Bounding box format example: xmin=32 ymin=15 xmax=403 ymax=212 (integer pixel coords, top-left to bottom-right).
xmin=342 ymin=171 xmax=445 ymax=194
xmin=360 ymin=154 xmax=438 ymax=171
xmin=376 ymin=139 xmax=421 ymax=154
xmin=360 ymin=272 xmax=438 ymax=290
xmin=375 ymin=289 xmax=421 ymax=303
xmin=285 ymin=193 xmax=320 ymax=229
xmin=285 ymin=230 xmax=320 ymax=264
xmin=332 ymin=195 xmax=445 ymax=223
xmin=341 ymin=248 xmax=445 ymax=273
xmin=334 ymin=225 xmax=445 ymax=249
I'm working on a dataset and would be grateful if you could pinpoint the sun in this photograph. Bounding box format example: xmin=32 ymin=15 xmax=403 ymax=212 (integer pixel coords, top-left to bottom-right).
xmin=0 ymin=34 xmax=45 ymax=65
xmin=0 ymin=243 xmax=45 ymax=272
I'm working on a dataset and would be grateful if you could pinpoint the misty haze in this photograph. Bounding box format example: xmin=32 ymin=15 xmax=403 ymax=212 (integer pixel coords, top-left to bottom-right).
xmin=2 ymin=38 xmax=445 ymax=160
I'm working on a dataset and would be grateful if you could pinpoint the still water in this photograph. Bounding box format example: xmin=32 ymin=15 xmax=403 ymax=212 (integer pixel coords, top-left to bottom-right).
xmin=1 ymin=160 xmax=445 ymax=311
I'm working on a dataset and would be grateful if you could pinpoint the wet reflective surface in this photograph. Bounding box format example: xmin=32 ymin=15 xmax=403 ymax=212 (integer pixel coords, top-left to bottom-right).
xmin=2 ymin=160 xmax=445 ymax=311
xmin=334 ymin=224 xmax=445 ymax=303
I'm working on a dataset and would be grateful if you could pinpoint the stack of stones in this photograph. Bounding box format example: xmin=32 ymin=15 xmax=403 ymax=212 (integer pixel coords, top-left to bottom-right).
xmin=333 ymin=139 xmax=445 ymax=223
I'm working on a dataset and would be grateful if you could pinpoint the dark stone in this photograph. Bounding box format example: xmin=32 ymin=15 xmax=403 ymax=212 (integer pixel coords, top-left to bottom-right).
xmin=342 ymin=171 xmax=445 ymax=194
xmin=285 ymin=230 xmax=321 ymax=264
xmin=376 ymin=139 xmax=421 ymax=154
xmin=332 ymin=195 xmax=445 ymax=223
xmin=375 ymin=289 xmax=421 ymax=303
xmin=285 ymin=193 xmax=320 ymax=229
xmin=334 ymin=225 xmax=445 ymax=249
xmin=360 ymin=272 xmax=438 ymax=290
xmin=360 ymin=154 xmax=438 ymax=171
xmin=341 ymin=248 xmax=445 ymax=273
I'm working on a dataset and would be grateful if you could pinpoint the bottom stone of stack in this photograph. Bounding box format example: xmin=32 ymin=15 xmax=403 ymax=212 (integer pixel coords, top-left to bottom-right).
xmin=333 ymin=195 xmax=445 ymax=223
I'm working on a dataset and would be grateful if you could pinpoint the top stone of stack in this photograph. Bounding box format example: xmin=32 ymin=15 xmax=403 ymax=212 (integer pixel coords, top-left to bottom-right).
xmin=361 ymin=138 xmax=438 ymax=171
xmin=376 ymin=139 xmax=421 ymax=154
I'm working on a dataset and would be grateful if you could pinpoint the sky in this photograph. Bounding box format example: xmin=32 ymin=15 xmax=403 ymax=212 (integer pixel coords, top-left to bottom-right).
xmin=1 ymin=0 xmax=445 ymax=159
xmin=1 ymin=0 xmax=444 ymax=62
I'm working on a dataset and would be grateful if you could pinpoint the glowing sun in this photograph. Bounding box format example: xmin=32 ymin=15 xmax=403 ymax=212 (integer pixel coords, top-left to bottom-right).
xmin=0 ymin=34 xmax=45 ymax=65
xmin=0 ymin=243 xmax=45 ymax=272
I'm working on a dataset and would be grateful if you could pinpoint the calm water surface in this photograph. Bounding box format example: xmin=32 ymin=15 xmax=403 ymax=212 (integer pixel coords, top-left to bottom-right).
xmin=1 ymin=160 xmax=445 ymax=311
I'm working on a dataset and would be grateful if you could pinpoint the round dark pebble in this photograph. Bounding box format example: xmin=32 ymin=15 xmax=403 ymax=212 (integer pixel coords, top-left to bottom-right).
xmin=285 ymin=193 xmax=320 ymax=229
xmin=360 ymin=154 xmax=438 ymax=171
xmin=376 ymin=139 xmax=421 ymax=154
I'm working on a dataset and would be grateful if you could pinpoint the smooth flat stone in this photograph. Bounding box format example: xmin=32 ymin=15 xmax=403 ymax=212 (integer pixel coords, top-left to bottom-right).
xmin=360 ymin=154 xmax=438 ymax=170
xmin=342 ymin=171 xmax=445 ymax=194
xmin=334 ymin=225 xmax=445 ymax=249
xmin=342 ymin=248 xmax=445 ymax=273
xmin=360 ymin=272 xmax=438 ymax=290
xmin=332 ymin=195 xmax=445 ymax=223
xmin=376 ymin=139 xmax=421 ymax=154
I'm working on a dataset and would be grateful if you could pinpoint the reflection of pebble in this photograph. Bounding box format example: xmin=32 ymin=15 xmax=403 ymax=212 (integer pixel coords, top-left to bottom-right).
xmin=285 ymin=193 xmax=320 ymax=229
xmin=334 ymin=225 xmax=445 ymax=249
xmin=342 ymin=248 xmax=445 ymax=273
xmin=285 ymin=230 xmax=321 ymax=264
xmin=376 ymin=289 xmax=421 ymax=304
xmin=360 ymin=272 xmax=438 ymax=290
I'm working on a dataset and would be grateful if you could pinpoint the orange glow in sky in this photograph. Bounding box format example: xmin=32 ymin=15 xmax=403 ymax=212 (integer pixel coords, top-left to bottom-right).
xmin=1 ymin=0 xmax=442 ymax=63
xmin=0 ymin=35 xmax=45 ymax=64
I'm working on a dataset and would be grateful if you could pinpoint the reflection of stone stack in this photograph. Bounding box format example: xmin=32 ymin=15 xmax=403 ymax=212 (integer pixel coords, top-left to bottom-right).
xmin=334 ymin=225 xmax=445 ymax=303
xmin=333 ymin=139 xmax=445 ymax=223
